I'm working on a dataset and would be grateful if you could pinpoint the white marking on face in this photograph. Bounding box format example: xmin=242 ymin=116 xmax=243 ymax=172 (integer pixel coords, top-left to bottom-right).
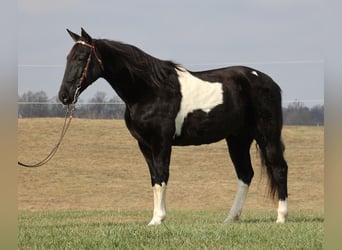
xmin=148 ymin=182 xmax=167 ymax=225
xmin=251 ymin=70 xmax=258 ymax=77
xmin=276 ymin=198 xmax=288 ymax=223
xmin=174 ymin=68 xmax=223 ymax=136
xmin=224 ymin=180 xmax=249 ymax=223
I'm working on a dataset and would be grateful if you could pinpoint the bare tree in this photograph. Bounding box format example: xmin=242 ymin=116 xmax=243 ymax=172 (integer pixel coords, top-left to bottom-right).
xmin=18 ymin=91 xmax=49 ymax=117
xmin=283 ymin=101 xmax=324 ymax=125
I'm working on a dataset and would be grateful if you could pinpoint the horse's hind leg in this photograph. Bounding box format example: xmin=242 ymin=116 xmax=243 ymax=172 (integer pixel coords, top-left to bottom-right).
xmin=224 ymin=135 xmax=254 ymax=223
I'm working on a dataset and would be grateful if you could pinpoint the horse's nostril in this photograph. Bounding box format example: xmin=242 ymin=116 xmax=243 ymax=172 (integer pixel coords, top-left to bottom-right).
xmin=59 ymin=92 xmax=69 ymax=104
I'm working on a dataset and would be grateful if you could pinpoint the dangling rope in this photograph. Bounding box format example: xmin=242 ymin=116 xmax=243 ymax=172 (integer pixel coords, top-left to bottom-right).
xmin=18 ymin=105 xmax=76 ymax=168
xmin=18 ymin=39 xmax=103 ymax=168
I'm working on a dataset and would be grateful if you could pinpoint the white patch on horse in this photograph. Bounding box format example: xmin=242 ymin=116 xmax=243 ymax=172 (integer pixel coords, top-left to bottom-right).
xmin=174 ymin=68 xmax=223 ymax=136
xmin=251 ymin=70 xmax=258 ymax=77
xmin=148 ymin=182 xmax=167 ymax=225
xmin=276 ymin=198 xmax=288 ymax=223
xmin=224 ymin=180 xmax=249 ymax=223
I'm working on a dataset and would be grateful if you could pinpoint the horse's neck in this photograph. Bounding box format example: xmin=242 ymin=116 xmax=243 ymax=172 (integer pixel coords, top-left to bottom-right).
xmin=96 ymin=40 xmax=171 ymax=107
xmin=101 ymin=59 xmax=150 ymax=106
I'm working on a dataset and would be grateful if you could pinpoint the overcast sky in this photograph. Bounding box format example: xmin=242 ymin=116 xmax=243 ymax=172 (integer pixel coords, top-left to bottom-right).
xmin=18 ymin=0 xmax=324 ymax=106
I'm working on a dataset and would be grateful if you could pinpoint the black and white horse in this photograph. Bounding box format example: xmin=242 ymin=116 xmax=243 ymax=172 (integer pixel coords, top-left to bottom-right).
xmin=59 ymin=28 xmax=288 ymax=225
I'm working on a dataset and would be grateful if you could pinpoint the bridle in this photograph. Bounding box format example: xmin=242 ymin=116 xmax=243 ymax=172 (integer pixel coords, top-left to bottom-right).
xmin=73 ymin=40 xmax=104 ymax=104
xmin=18 ymin=40 xmax=104 ymax=168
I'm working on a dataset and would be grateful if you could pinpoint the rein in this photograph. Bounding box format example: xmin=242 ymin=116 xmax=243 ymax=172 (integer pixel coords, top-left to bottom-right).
xmin=18 ymin=105 xmax=76 ymax=168
xmin=18 ymin=40 xmax=103 ymax=168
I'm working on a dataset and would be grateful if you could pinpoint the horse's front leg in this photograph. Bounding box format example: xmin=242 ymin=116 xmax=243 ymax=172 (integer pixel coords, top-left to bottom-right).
xmin=138 ymin=141 xmax=171 ymax=225
xmin=150 ymin=182 xmax=167 ymax=225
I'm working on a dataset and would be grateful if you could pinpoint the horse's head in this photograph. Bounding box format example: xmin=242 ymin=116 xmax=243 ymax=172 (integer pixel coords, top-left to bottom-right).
xmin=59 ymin=28 xmax=104 ymax=105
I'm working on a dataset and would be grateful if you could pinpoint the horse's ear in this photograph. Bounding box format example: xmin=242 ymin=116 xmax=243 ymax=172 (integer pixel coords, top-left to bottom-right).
xmin=81 ymin=28 xmax=93 ymax=43
xmin=67 ymin=29 xmax=81 ymax=42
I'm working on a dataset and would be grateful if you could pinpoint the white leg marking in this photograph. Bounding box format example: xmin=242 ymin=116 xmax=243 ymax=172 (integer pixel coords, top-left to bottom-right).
xmin=276 ymin=198 xmax=288 ymax=223
xmin=224 ymin=180 xmax=249 ymax=223
xmin=174 ymin=68 xmax=224 ymax=136
xmin=148 ymin=182 xmax=167 ymax=225
xmin=251 ymin=70 xmax=258 ymax=77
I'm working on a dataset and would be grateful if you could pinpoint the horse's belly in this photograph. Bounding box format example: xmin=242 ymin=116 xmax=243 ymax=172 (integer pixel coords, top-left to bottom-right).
xmin=172 ymin=109 xmax=230 ymax=146
xmin=172 ymin=133 xmax=225 ymax=146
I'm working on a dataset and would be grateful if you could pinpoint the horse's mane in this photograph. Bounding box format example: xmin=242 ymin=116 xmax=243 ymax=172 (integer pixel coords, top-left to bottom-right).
xmin=96 ymin=39 xmax=182 ymax=88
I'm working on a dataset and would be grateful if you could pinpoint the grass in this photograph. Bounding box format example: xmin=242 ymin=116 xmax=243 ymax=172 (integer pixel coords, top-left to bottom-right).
xmin=18 ymin=118 xmax=324 ymax=249
xmin=19 ymin=210 xmax=323 ymax=249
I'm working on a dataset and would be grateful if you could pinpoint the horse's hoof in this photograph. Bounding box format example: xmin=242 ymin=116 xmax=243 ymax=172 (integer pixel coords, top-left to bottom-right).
xmin=224 ymin=215 xmax=240 ymax=224
xmin=148 ymin=221 xmax=162 ymax=226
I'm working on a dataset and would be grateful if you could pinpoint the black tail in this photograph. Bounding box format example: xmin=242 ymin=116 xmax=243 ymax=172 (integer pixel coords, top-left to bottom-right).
xmin=256 ymin=140 xmax=286 ymax=199
xmin=251 ymin=72 xmax=288 ymax=200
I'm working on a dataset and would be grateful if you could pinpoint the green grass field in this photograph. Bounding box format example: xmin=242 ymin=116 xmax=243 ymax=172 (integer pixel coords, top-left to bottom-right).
xmin=19 ymin=210 xmax=323 ymax=249
xmin=18 ymin=119 xmax=324 ymax=249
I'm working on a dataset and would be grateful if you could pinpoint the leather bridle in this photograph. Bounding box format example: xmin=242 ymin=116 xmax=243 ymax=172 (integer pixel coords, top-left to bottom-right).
xmin=73 ymin=40 xmax=104 ymax=103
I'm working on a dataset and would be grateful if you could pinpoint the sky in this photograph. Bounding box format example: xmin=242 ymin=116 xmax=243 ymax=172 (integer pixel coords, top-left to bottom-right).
xmin=18 ymin=0 xmax=324 ymax=107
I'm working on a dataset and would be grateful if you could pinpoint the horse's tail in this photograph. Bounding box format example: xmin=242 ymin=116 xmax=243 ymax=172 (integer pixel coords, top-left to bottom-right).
xmin=256 ymin=140 xmax=285 ymax=199
xmin=250 ymin=71 xmax=288 ymax=200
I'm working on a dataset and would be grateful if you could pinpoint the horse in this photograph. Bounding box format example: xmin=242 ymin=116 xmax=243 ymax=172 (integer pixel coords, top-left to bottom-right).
xmin=59 ymin=28 xmax=288 ymax=225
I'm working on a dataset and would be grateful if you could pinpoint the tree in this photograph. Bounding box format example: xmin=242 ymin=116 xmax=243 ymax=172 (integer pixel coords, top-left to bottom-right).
xmin=48 ymin=96 xmax=66 ymax=118
xmin=310 ymin=105 xmax=324 ymax=126
xmin=18 ymin=91 xmax=49 ymax=117
xmin=89 ymin=91 xmax=107 ymax=103
xmin=87 ymin=91 xmax=107 ymax=118
xmin=283 ymin=101 xmax=324 ymax=125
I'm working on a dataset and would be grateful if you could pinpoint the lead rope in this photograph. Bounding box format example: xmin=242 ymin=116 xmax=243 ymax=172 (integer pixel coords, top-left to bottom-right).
xmin=18 ymin=105 xmax=76 ymax=168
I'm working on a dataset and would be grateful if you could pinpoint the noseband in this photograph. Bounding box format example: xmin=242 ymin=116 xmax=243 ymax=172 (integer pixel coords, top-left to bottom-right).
xmin=73 ymin=40 xmax=104 ymax=103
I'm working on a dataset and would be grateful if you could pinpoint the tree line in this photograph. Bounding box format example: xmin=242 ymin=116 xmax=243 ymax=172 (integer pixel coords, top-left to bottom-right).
xmin=18 ymin=91 xmax=324 ymax=125
xmin=18 ymin=91 xmax=125 ymax=119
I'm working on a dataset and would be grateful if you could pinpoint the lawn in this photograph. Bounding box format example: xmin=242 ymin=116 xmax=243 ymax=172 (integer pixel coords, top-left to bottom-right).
xmin=19 ymin=210 xmax=323 ymax=249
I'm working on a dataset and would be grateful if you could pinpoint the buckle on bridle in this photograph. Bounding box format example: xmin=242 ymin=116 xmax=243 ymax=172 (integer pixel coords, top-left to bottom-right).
xmin=76 ymin=40 xmax=104 ymax=71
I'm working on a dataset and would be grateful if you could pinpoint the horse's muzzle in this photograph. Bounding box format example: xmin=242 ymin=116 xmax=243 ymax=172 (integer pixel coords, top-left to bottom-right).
xmin=59 ymin=90 xmax=72 ymax=105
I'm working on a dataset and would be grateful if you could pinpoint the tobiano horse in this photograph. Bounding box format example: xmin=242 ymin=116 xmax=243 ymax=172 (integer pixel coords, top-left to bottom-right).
xmin=59 ymin=28 xmax=288 ymax=225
